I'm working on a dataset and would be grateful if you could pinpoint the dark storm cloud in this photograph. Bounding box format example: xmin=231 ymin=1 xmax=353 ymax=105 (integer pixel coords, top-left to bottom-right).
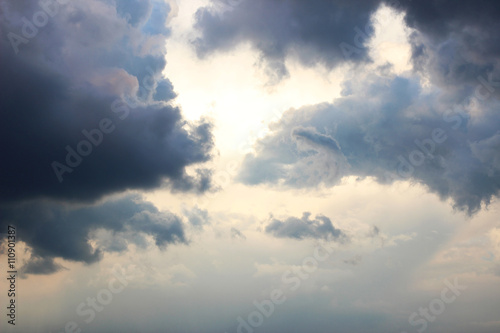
xmin=265 ymin=212 xmax=346 ymax=241
xmin=239 ymin=70 xmax=500 ymax=214
xmin=0 ymin=55 xmax=213 ymax=202
xmin=392 ymin=0 xmax=500 ymax=60
xmin=0 ymin=0 xmax=214 ymax=273
xmin=193 ymin=0 xmax=382 ymax=83
xmin=195 ymin=0 xmax=500 ymax=90
xmin=0 ymin=0 xmax=214 ymax=203
xmin=385 ymin=0 xmax=500 ymax=92
xmin=0 ymin=194 xmax=186 ymax=274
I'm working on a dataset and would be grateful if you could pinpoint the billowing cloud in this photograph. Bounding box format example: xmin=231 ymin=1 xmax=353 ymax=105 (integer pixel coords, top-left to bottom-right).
xmin=184 ymin=206 xmax=211 ymax=228
xmin=0 ymin=0 xmax=214 ymax=274
xmin=0 ymin=0 xmax=214 ymax=204
xmin=194 ymin=0 xmax=500 ymax=91
xmin=0 ymin=194 xmax=186 ymax=274
xmin=193 ymin=0 xmax=383 ymax=83
xmin=238 ymin=69 xmax=500 ymax=214
xmin=389 ymin=0 xmax=500 ymax=90
xmin=265 ymin=212 xmax=346 ymax=241
xmin=20 ymin=255 xmax=66 ymax=275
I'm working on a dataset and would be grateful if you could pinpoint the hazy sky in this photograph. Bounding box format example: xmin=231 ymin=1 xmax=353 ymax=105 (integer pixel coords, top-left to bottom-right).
xmin=1 ymin=1 xmax=500 ymax=333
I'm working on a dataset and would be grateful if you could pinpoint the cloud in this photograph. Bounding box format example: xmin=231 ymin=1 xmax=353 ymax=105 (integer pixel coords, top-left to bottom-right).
xmin=230 ymin=227 xmax=246 ymax=240
xmin=343 ymin=255 xmax=363 ymax=266
xmin=368 ymin=226 xmax=381 ymax=238
xmin=20 ymin=255 xmax=66 ymax=276
xmin=184 ymin=206 xmax=211 ymax=228
xmin=238 ymin=69 xmax=500 ymax=214
xmin=265 ymin=212 xmax=346 ymax=241
xmin=0 ymin=0 xmax=214 ymax=204
xmin=0 ymin=194 xmax=187 ymax=274
xmin=383 ymin=0 xmax=500 ymax=93
xmin=0 ymin=0 xmax=215 ymax=274
xmin=194 ymin=0 xmax=500 ymax=93
xmin=193 ymin=0 xmax=383 ymax=83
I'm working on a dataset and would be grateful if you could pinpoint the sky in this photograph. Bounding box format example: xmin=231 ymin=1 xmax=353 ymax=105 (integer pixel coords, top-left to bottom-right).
xmin=0 ymin=0 xmax=500 ymax=332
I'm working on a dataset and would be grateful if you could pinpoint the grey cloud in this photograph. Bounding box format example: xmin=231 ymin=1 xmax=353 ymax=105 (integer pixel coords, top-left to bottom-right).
xmin=238 ymin=123 xmax=349 ymax=188
xmin=387 ymin=0 xmax=500 ymax=93
xmin=470 ymin=132 xmax=500 ymax=175
xmin=0 ymin=194 xmax=186 ymax=275
xmin=292 ymin=127 xmax=342 ymax=153
xmin=184 ymin=206 xmax=211 ymax=228
xmin=0 ymin=0 xmax=214 ymax=275
xmin=20 ymin=255 xmax=66 ymax=276
xmin=369 ymin=226 xmax=381 ymax=238
xmin=393 ymin=0 xmax=500 ymax=63
xmin=116 ymin=0 xmax=153 ymax=27
xmin=0 ymin=0 xmax=214 ymax=204
xmin=494 ymin=265 xmax=500 ymax=277
xmin=194 ymin=0 xmax=500 ymax=93
xmin=230 ymin=227 xmax=246 ymax=240
xmin=238 ymin=70 xmax=500 ymax=214
xmin=92 ymin=229 xmax=130 ymax=253
xmin=368 ymin=225 xmax=386 ymax=247
xmin=193 ymin=0 xmax=382 ymax=83
xmin=265 ymin=212 xmax=346 ymax=241
xmin=343 ymin=255 xmax=363 ymax=266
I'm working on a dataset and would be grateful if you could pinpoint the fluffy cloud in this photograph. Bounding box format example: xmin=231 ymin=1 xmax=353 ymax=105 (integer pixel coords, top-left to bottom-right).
xmin=193 ymin=0 xmax=382 ymax=83
xmin=0 ymin=194 xmax=186 ymax=274
xmin=265 ymin=212 xmax=346 ymax=241
xmin=391 ymin=0 xmax=500 ymax=89
xmin=21 ymin=255 xmax=66 ymax=275
xmin=0 ymin=0 xmax=214 ymax=203
xmin=194 ymin=0 xmax=500 ymax=91
xmin=184 ymin=206 xmax=211 ymax=228
xmin=238 ymin=69 xmax=500 ymax=214
xmin=0 ymin=0 xmax=214 ymax=273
